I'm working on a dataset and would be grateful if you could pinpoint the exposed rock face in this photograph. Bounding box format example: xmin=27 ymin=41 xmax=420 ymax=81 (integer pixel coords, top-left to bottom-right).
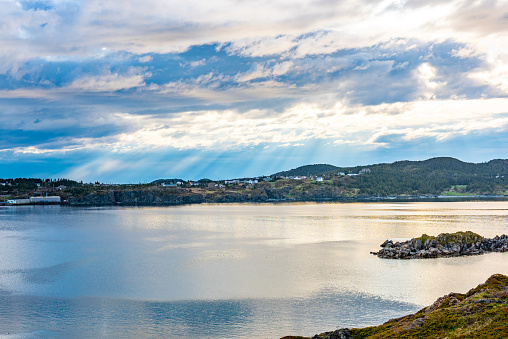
xmin=69 ymin=190 xmax=206 ymax=206
xmin=371 ymin=231 xmax=508 ymax=259
xmin=311 ymin=329 xmax=354 ymax=339
xmin=66 ymin=185 xmax=361 ymax=206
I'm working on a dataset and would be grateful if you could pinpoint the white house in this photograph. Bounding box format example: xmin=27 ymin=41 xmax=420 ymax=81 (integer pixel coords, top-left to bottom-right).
xmin=225 ymin=179 xmax=240 ymax=184
xmin=316 ymin=177 xmax=323 ymax=182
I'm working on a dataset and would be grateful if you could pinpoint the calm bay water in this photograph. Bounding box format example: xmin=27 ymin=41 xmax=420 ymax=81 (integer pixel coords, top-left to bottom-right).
xmin=0 ymin=201 xmax=507 ymax=338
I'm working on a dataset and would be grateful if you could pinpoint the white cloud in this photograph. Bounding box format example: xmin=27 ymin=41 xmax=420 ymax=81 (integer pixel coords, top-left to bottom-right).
xmin=290 ymin=31 xmax=348 ymax=58
xmin=156 ymin=75 xmax=302 ymax=104
xmin=9 ymin=97 xmax=508 ymax=155
xmin=235 ymin=63 xmax=272 ymax=82
xmin=272 ymin=61 xmax=294 ymax=75
xmin=451 ymin=45 xmax=479 ymax=59
xmin=226 ymin=35 xmax=298 ymax=57
xmin=0 ymin=68 xmax=148 ymax=99
xmin=1 ymin=0 xmax=505 ymax=64
xmin=0 ymin=0 xmax=506 ymax=109
xmin=414 ymin=62 xmax=450 ymax=100
xmin=189 ymin=59 xmax=206 ymax=67
xmin=68 ymin=68 xmax=146 ymax=92
xmin=138 ymin=55 xmax=152 ymax=63
xmin=469 ymin=62 xmax=508 ymax=94
xmin=11 ymin=144 xmax=86 ymax=155
xmin=465 ymin=35 xmax=508 ymax=95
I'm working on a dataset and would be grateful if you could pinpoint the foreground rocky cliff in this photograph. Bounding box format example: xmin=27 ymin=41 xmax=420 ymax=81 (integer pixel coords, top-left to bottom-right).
xmin=371 ymin=231 xmax=508 ymax=259
xmin=283 ymin=273 xmax=508 ymax=339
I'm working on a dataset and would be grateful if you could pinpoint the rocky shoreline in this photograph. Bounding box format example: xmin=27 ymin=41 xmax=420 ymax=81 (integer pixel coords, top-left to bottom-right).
xmin=282 ymin=273 xmax=508 ymax=339
xmin=309 ymin=329 xmax=354 ymax=339
xmin=370 ymin=231 xmax=508 ymax=259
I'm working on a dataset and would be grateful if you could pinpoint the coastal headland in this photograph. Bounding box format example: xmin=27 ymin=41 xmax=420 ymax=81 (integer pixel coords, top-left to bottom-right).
xmin=282 ymin=273 xmax=508 ymax=338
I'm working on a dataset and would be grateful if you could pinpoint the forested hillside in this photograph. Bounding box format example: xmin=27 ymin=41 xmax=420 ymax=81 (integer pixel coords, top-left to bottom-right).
xmin=274 ymin=164 xmax=339 ymax=177
xmin=273 ymin=157 xmax=508 ymax=197
xmin=342 ymin=157 xmax=508 ymax=196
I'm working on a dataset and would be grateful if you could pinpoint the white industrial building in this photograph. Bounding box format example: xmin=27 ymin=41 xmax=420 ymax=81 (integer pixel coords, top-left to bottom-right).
xmin=7 ymin=198 xmax=30 ymax=205
xmin=29 ymin=196 xmax=61 ymax=203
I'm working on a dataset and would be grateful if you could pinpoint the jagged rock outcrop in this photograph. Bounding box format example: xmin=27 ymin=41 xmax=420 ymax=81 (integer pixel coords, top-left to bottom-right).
xmin=371 ymin=231 xmax=508 ymax=259
xmin=311 ymin=329 xmax=354 ymax=339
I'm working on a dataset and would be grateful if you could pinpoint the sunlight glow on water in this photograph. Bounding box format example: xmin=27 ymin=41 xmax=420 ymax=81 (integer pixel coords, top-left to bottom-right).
xmin=0 ymin=202 xmax=507 ymax=338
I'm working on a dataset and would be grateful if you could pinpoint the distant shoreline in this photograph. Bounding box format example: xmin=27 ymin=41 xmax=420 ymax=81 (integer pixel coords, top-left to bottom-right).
xmin=2 ymin=195 xmax=508 ymax=208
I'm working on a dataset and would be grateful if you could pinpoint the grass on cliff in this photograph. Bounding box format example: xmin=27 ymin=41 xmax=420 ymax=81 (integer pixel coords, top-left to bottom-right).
xmin=283 ymin=274 xmax=508 ymax=339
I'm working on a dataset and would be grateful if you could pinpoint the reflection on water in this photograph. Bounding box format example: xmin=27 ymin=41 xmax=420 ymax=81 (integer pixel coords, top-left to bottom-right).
xmin=0 ymin=291 xmax=416 ymax=338
xmin=0 ymin=202 xmax=507 ymax=338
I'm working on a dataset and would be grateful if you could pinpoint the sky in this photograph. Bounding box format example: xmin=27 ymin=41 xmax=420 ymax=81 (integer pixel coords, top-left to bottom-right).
xmin=1 ymin=0 xmax=508 ymax=182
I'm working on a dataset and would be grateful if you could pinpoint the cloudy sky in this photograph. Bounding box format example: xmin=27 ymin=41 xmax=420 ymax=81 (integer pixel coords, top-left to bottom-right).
xmin=1 ymin=0 xmax=508 ymax=182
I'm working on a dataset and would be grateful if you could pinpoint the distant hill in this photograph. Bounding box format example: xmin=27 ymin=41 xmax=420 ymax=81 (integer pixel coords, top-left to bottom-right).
xmin=351 ymin=157 xmax=508 ymax=177
xmin=339 ymin=157 xmax=508 ymax=196
xmin=273 ymin=164 xmax=339 ymax=177
xmin=275 ymin=157 xmax=508 ymax=177
xmin=271 ymin=157 xmax=508 ymax=196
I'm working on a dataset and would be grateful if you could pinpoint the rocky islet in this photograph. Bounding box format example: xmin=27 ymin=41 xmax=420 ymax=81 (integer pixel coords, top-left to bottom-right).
xmin=371 ymin=231 xmax=508 ymax=259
